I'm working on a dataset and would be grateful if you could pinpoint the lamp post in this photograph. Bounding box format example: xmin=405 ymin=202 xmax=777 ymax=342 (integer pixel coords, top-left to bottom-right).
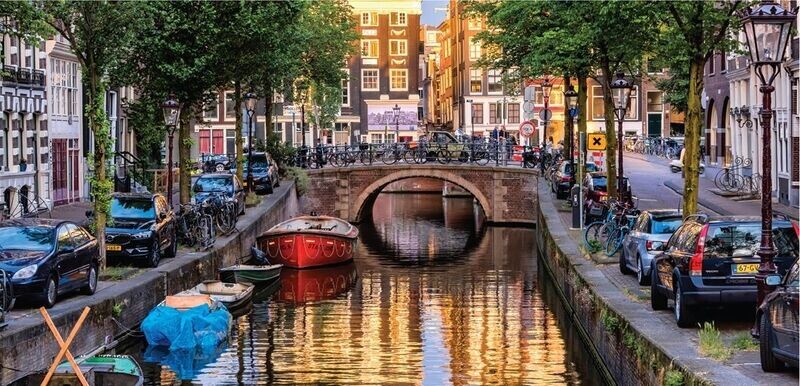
xmin=243 ymin=91 xmax=257 ymax=193
xmin=393 ymin=104 xmax=401 ymax=143
xmin=541 ymin=78 xmax=553 ymax=143
xmin=739 ymin=1 xmax=796 ymax=313
xmin=564 ymin=85 xmax=579 ymax=189
xmin=161 ymin=96 xmax=181 ymax=208
xmin=610 ymin=72 xmax=632 ymax=202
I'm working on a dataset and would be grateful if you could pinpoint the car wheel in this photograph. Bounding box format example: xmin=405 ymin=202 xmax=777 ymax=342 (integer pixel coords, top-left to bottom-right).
xmin=42 ymin=276 xmax=58 ymax=308
xmin=82 ymin=263 xmax=98 ymax=295
xmin=147 ymin=239 xmax=161 ymax=268
xmin=760 ymin=311 xmax=785 ymax=372
xmin=674 ymin=280 xmax=695 ymax=328
xmin=619 ymin=248 xmax=631 ymax=274
xmin=165 ymin=231 xmax=177 ymax=258
xmin=637 ymin=255 xmax=650 ymax=285
xmin=215 ymin=163 xmax=225 ymax=172
xmin=650 ymin=262 xmax=667 ymax=310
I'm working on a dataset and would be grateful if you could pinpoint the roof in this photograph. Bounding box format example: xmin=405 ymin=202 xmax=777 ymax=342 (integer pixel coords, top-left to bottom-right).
xmin=112 ymin=193 xmax=158 ymax=200
xmin=198 ymin=173 xmax=234 ymax=179
xmin=0 ymin=218 xmax=68 ymax=228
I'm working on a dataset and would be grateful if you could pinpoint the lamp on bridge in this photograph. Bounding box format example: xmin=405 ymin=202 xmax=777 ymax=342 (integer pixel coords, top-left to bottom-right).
xmin=161 ymin=95 xmax=181 ymax=208
xmin=739 ymin=0 xmax=796 ymax=323
xmin=243 ymin=90 xmax=258 ymax=193
xmin=610 ymin=72 xmax=632 ymax=203
xmin=393 ymin=104 xmax=401 ymax=143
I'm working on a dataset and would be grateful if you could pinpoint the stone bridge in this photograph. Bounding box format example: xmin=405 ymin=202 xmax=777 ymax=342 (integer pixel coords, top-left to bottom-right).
xmin=304 ymin=165 xmax=538 ymax=225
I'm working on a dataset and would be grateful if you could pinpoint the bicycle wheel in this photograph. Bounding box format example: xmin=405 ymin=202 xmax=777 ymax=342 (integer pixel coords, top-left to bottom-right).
xmin=202 ymin=215 xmax=216 ymax=249
xmin=216 ymin=206 xmax=235 ymax=234
xmin=381 ymin=149 xmax=398 ymax=165
xmin=583 ymin=221 xmax=605 ymax=250
xmin=413 ymin=149 xmax=428 ymax=164
xmin=436 ymin=150 xmax=451 ymax=164
xmin=605 ymin=228 xmax=625 ymax=256
xmin=474 ymin=151 xmax=490 ymax=165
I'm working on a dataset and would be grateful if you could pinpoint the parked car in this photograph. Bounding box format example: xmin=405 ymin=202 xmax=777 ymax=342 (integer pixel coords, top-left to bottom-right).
xmin=552 ymin=161 xmax=598 ymax=199
xmin=102 ymin=193 xmax=177 ymax=268
xmin=582 ymin=172 xmax=630 ymax=223
xmin=230 ymin=152 xmax=280 ymax=195
xmin=201 ymin=154 xmax=231 ymax=173
xmin=756 ymin=260 xmax=799 ymax=372
xmin=0 ymin=219 xmax=99 ymax=308
xmin=619 ymin=209 xmax=683 ymax=285
xmin=650 ymin=215 xmax=799 ymax=327
xmin=193 ymin=173 xmax=245 ymax=215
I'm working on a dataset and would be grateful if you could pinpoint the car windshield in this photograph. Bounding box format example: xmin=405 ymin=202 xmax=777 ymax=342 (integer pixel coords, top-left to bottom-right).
xmin=250 ymin=161 xmax=268 ymax=172
xmin=651 ymin=217 xmax=682 ymax=234
xmin=704 ymin=224 xmax=798 ymax=258
xmin=0 ymin=226 xmax=54 ymax=251
xmin=111 ymin=198 xmax=155 ymax=220
xmin=591 ymin=177 xmax=607 ymax=190
xmin=195 ymin=177 xmax=232 ymax=193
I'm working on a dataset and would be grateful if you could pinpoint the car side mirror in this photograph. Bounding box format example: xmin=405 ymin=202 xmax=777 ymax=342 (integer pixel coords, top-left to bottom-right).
xmin=193 ymin=185 xmax=203 ymax=193
xmin=85 ymin=210 xmax=94 ymax=218
xmin=765 ymin=274 xmax=782 ymax=286
xmin=58 ymin=245 xmax=75 ymax=254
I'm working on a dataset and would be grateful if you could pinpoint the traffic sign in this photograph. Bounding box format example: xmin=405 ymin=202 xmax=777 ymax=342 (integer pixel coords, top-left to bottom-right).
xmin=519 ymin=121 xmax=535 ymax=137
xmin=523 ymin=101 xmax=535 ymax=113
xmin=587 ymin=133 xmax=607 ymax=151
xmin=539 ymin=109 xmax=552 ymax=122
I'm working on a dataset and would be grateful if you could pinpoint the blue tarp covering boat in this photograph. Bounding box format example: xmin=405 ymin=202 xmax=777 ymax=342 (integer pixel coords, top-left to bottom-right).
xmin=141 ymin=295 xmax=232 ymax=351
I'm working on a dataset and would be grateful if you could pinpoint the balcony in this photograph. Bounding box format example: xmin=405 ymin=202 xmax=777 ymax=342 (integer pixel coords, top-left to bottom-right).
xmin=16 ymin=68 xmax=31 ymax=84
xmin=32 ymin=70 xmax=45 ymax=87
xmin=1 ymin=65 xmax=16 ymax=83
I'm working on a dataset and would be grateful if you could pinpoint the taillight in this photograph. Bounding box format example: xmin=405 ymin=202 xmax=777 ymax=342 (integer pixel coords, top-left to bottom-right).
xmin=561 ymin=176 xmax=571 ymax=182
xmin=793 ymin=222 xmax=799 ymax=237
xmin=690 ymin=224 xmax=710 ymax=276
xmin=646 ymin=240 xmax=663 ymax=251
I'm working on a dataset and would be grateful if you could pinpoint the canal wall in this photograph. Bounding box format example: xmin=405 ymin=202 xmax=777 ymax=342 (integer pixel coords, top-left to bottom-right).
xmin=535 ymin=180 xmax=755 ymax=386
xmin=0 ymin=183 xmax=300 ymax=383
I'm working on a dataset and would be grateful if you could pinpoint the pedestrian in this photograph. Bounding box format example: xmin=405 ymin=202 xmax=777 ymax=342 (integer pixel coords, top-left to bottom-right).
xmin=492 ymin=126 xmax=499 ymax=140
xmin=546 ymin=136 xmax=554 ymax=155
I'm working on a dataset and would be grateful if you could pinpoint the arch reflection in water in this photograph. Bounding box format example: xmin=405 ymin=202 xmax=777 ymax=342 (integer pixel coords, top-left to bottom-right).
xmin=126 ymin=191 xmax=598 ymax=385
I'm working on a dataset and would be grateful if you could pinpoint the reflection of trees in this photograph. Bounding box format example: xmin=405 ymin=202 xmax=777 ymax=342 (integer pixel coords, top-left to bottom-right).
xmin=0 ymin=225 xmax=55 ymax=251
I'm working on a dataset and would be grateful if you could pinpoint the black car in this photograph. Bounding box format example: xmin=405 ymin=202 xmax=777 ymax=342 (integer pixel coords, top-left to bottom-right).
xmin=193 ymin=173 xmax=245 ymax=215
xmin=552 ymin=161 xmax=598 ymax=199
xmin=230 ymin=152 xmax=279 ymax=195
xmin=104 ymin=193 xmax=177 ymax=268
xmin=0 ymin=218 xmax=99 ymax=308
xmin=757 ymin=260 xmax=799 ymax=372
xmin=650 ymin=215 xmax=798 ymax=327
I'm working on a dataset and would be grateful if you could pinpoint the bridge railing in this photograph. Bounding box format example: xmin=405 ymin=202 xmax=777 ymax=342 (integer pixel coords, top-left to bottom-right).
xmin=285 ymin=141 xmax=564 ymax=170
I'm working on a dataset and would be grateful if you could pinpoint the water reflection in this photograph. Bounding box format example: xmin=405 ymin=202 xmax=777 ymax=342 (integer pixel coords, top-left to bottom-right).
xmin=126 ymin=192 xmax=599 ymax=385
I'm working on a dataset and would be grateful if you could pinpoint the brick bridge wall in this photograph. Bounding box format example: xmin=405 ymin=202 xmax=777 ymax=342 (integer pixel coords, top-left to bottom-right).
xmin=304 ymin=165 xmax=538 ymax=225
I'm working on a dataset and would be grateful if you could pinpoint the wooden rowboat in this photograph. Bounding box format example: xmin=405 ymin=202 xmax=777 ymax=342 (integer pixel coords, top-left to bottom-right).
xmin=219 ymin=264 xmax=282 ymax=285
xmin=24 ymin=355 xmax=144 ymax=386
xmin=178 ymin=281 xmax=255 ymax=312
xmin=257 ymin=215 xmax=358 ymax=269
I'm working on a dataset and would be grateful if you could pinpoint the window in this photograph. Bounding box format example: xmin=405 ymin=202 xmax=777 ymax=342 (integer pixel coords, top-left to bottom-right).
xmin=535 ymin=85 xmax=563 ymax=105
xmin=472 ymin=103 xmax=483 ymax=124
xmin=591 ymin=86 xmax=605 ymax=120
xmin=470 ymin=69 xmax=482 ymax=93
xmin=469 ymin=37 xmax=482 ymax=60
xmin=362 ymin=69 xmax=379 ymax=91
xmin=341 ymin=79 xmax=349 ymax=106
xmin=225 ymin=92 xmax=239 ymax=120
xmin=390 ymin=12 xmax=407 ymax=26
xmin=361 ymin=40 xmax=379 ymax=58
xmin=203 ymin=100 xmax=219 ymax=119
xmin=370 ymin=133 xmax=382 ymax=144
xmin=708 ymin=56 xmax=715 ymax=75
xmin=720 ymin=52 xmax=727 ymax=72
xmin=487 ymin=69 xmax=502 ymax=93
xmin=468 ymin=18 xmax=482 ymax=30
xmin=389 ymin=40 xmax=407 ymax=56
xmin=507 ymin=103 xmax=520 ymax=124
xmin=647 ymin=91 xmax=663 ymax=112
xmin=50 ymin=58 xmax=79 ymax=118
xmin=489 ymin=103 xmax=503 ymax=124
xmin=390 ymin=69 xmax=407 ymax=91
xmin=361 ymin=12 xmax=377 ymax=26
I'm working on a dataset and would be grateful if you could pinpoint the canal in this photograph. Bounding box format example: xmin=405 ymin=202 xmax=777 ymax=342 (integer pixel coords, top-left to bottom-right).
xmin=119 ymin=182 xmax=606 ymax=385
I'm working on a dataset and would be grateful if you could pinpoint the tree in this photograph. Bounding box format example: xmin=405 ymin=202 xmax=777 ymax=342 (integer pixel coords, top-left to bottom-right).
xmin=5 ymin=1 xmax=147 ymax=268
xmin=658 ymin=1 xmax=743 ymax=216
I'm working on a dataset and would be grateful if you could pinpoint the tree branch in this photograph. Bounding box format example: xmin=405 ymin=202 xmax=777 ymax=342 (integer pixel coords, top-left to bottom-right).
xmin=667 ymin=3 xmax=692 ymax=43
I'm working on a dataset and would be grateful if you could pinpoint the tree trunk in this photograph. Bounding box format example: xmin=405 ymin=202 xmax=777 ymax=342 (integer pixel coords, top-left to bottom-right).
xmin=179 ymin=109 xmax=191 ymax=205
xmin=87 ymin=75 xmax=109 ymax=269
xmin=600 ymin=65 xmax=617 ymax=196
xmin=682 ymin=57 xmax=704 ymax=216
xmin=563 ymin=75 xmax=571 ymax=159
xmin=234 ymin=80 xmax=244 ymax=182
xmin=265 ymin=79 xmax=274 ymax=140
xmin=578 ymin=75 xmax=588 ymax=174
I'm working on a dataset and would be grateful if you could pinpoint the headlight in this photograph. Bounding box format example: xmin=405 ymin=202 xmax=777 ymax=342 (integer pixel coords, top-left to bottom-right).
xmin=132 ymin=231 xmax=152 ymax=239
xmin=13 ymin=264 xmax=37 ymax=280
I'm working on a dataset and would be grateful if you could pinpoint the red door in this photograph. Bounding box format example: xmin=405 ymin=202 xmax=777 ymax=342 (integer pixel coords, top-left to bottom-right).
xmin=199 ymin=129 xmax=211 ymax=154
xmin=52 ymin=139 xmax=67 ymax=205
xmin=211 ymin=130 xmax=224 ymax=154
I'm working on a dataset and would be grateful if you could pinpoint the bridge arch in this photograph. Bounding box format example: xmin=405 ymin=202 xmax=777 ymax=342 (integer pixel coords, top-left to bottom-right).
xmin=352 ymin=169 xmax=491 ymax=224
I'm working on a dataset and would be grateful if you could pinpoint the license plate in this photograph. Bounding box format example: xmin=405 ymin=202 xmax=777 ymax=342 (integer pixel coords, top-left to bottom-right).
xmin=733 ymin=263 xmax=759 ymax=275
xmin=106 ymin=244 xmax=122 ymax=251
xmin=600 ymin=196 xmax=608 ymax=201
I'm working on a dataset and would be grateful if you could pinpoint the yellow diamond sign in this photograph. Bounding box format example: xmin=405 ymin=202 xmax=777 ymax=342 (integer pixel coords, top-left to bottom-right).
xmin=587 ymin=133 xmax=607 ymax=151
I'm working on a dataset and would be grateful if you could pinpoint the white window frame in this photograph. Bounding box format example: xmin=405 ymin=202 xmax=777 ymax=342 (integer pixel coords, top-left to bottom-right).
xmin=361 ymin=12 xmax=377 ymax=26
xmin=469 ymin=37 xmax=481 ymax=60
xmin=487 ymin=69 xmax=502 ymax=94
xmin=361 ymin=39 xmax=379 ymax=58
xmin=341 ymin=78 xmax=350 ymax=107
xmin=390 ymin=69 xmax=407 ymax=91
xmin=224 ymin=91 xmax=237 ymax=120
xmin=470 ymin=69 xmax=482 ymax=93
xmin=390 ymin=12 xmax=407 ymax=26
xmin=389 ymin=39 xmax=407 ymax=56
xmin=361 ymin=69 xmax=379 ymax=91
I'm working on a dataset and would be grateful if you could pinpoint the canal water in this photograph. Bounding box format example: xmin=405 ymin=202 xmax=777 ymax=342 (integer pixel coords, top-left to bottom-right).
xmin=120 ymin=189 xmax=605 ymax=385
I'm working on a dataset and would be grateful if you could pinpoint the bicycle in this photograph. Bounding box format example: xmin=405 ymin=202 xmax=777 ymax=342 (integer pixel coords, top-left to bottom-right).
xmin=177 ymin=203 xmax=216 ymax=250
xmin=199 ymin=193 xmax=237 ymax=235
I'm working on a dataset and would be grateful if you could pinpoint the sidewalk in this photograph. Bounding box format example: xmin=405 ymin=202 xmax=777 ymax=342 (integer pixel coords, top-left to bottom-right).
xmin=626 ymin=151 xmax=798 ymax=220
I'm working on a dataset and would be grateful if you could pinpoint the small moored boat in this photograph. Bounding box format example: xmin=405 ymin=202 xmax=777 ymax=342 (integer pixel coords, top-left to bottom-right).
xmin=178 ymin=281 xmax=254 ymax=311
xmin=142 ymin=294 xmax=232 ymax=351
xmin=24 ymin=355 xmax=144 ymax=386
xmin=219 ymin=246 xmax=283 ymax=284
xmin=257 ymin=215 xmax=358 ymax=269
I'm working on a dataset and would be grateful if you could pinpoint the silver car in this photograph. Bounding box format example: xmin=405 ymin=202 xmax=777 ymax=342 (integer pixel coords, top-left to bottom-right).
xmin=619 ymin=209 xmax=683 ymax=285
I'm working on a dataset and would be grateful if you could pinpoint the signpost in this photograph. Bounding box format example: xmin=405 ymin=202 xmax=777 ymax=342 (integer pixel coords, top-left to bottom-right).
xmin=519 ymin=121 xmax=535 ymax=138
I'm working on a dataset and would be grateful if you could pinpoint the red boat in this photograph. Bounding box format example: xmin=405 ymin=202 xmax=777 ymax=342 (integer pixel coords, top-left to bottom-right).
xmin=257 ymin=215 xmax=358 ymax=269
xmin=278 ymin=262 xmax=358 ymax=304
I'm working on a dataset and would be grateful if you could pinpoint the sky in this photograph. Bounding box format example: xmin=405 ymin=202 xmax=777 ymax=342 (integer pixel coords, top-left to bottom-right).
xmin=421 ymin=0 xmax=448 ymax=26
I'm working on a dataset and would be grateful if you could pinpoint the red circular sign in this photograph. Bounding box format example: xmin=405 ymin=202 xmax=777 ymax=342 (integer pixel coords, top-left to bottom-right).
xmin=519 ymin=121 xmax=535 ymax=137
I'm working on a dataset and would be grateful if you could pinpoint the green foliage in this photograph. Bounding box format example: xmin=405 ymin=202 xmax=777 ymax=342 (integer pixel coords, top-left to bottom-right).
xmin=263 ymin=133 xmax=297 ymax=173
xmin=663 ymin=370 xmax=685 ymax=386
xmin=285 ymin=167 xmax=309 ymax=196
xmin=698 ymin=322 xmax=733 ymax=361
xmin=600 ymin=308 xmax=621 ymax=333
xmin=112 ymin=302 xmax=124 ymax=318
xmin=731 ymin=332 xmax=758 ymax=351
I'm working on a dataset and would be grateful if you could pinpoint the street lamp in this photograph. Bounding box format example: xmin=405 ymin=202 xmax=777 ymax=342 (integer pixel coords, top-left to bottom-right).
xmin=730 ymin=106 xmax=753 ymax=128
xmin=564 ymin=85 xmax=579 ymax=189
xmin=739 ymin=0 xmax=796 ymax=314
xmin=541 ymin=78 xmax=553 ymax=140
xmin=161 ymin=96 xmax=181 ymax=208
xmin=393 ymin=104 xmax=401 ymax=143
xmin=610 ymin=72 xmax=632 ymax=202
xmin=243 ymin=91 xmax=257 ymax=192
